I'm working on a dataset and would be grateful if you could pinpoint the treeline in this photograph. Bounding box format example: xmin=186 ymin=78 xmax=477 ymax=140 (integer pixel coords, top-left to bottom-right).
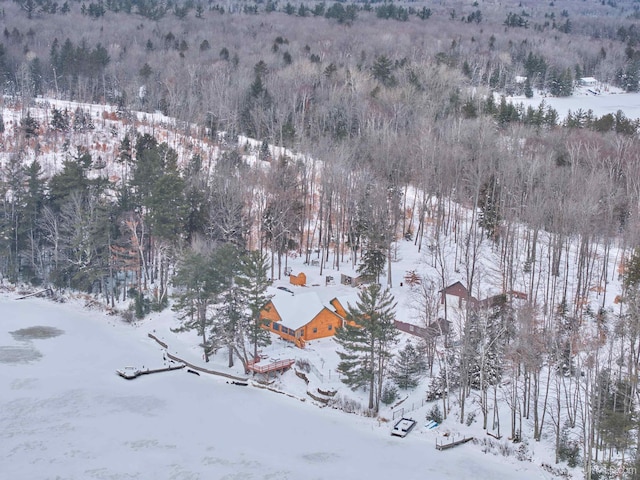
xmin=3 ymin=1 xmax=640 ymax=472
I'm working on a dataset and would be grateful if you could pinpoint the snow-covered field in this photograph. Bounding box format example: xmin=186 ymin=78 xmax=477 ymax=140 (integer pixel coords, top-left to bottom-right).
xmin=507 ymin=84 xmax=640 ymax=120
xmin=0 ymin=294 xmax=547 ymax=480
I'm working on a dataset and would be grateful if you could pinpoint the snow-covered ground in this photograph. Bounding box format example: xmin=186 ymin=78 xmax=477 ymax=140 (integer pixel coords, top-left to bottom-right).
xmin=0 ymin=293 xmax=548 ymax=479
xmin=506 ymin=84 xmax=640 ymax=120
xmin=0 ymin=92 xmax=626 ymax=478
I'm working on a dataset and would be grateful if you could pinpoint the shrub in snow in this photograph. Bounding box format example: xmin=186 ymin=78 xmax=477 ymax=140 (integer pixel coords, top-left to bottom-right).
xmin=426 ymin=404 xmax=443 ymax=424
xmin=515 ymin=441 xmax=531 ymax=462
xmin=381 ymin=383 xmax=398 ymax=405
xmin=328 ymin=395 xmax=363 ymax=415
xmin=465 ymin=411 xmax=476 ymax=426
xmin=296 ymin=358 xmax=310 ymax=373
xmin=557 ymin=428 xmax=581 ymax=468
xmin=121 ymin=310 xmax=135 ymax=324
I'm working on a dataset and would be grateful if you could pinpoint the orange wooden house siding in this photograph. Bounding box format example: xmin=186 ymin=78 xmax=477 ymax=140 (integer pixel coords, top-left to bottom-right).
xmin=260 ymin=301 xmax=343 ymax=346
xmin=329 ymin=298 xmax=360 ymax=327
xmin=289 ymin=272 xmax=306 ymax=286
xmin=302 ymin=308 xmax=343 ymax=341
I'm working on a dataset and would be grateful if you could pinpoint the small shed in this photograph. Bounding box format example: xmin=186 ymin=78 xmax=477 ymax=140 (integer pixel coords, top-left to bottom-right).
xmin=289 ymin=272 xmax=306 ymax=287
xmin=340 ymin=273 xmax=366 ymax=287
xmin=579 ymin=77 xmax=597 ymax=86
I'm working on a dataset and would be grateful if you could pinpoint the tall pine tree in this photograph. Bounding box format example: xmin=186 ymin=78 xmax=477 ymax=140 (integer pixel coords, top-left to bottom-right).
xmin=334 ymin=284 xmax=399 ymax=412
xmin=235 ymin=250 xmax=272 ymax=364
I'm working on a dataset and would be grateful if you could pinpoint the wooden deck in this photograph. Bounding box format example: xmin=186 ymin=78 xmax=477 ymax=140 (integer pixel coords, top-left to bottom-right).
xmin=246 ymin=358 xmax=295 ymax=375
xmin=435 ymin=436 xmax=474 ymax=451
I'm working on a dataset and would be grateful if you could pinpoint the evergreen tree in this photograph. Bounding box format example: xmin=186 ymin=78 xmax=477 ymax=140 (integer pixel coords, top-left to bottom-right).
xmin=48 ymin=150 xmax=93 ymax=211
xmin=372 ymin=55 xmax=396 ymax=88
xmin=147 ymin=169 xmax=186 ymax=242
xmin=524 ymin=77 xmax=533 ymax=98
xmin=51 ymin=107 xmax=70 ymax=131
xmin=594 ymin=369 xmax=635 ymax=453
xmin=20 ymin=112 xmax=39 ymax=137
xmin=624 ymin=247 xmax=640 ymax=289
xmin=235 ymin=250 xmax=272 ymax=363
xmin=172 ymin=246 xmax=237 ymax=361
xmin=391 ymin=342 xmax=426 ymax=389
xmin=57 ymin=190 xmax=111 ymax=290
xmin=358 ymin=247 xmax=386 ymax=282
xmin=334 ymin=284 xmax=399 ymax=412
xmin=478 ymin=174 xmax=501 ymax=240
xmin=20 ymin=160 xmax=45 ymax=282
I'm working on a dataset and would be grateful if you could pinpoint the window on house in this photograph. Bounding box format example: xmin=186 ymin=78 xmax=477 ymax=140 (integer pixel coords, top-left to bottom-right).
xmin=313 ymin=327 xmax=318 ymax=333
xmin=273 ymin=323 xmax=280 ymax=331
xmin=328 ymin=325 xmax=333 ymax=330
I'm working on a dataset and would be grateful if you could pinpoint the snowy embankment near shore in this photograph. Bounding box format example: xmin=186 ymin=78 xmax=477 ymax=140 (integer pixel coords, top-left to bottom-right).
xmin=0 ymin=294 xmax=544 ymax=480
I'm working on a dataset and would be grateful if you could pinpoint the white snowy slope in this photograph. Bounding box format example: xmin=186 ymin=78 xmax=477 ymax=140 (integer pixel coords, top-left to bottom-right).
xmin=0 ymin=295 xmax=545 ymax=480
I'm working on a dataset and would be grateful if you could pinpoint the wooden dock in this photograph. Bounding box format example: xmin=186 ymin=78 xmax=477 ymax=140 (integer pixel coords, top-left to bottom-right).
xmin=16 ymin=288 xmax=53 ymax=300
xmin=435 ymin=436 xmax=474 ymax=451
xmin=147 ymin=333 xmax=249 ymax=383
xmin=116 ymin=364 xmax=185 ymax=379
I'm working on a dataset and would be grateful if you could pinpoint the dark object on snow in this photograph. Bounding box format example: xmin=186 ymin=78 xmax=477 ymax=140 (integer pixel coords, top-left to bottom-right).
xmin=187 ymin=369 xmax=200 ymax=376
xmin=232 ymin=381 xmax=248 ymax=386
xmin=276 ymin=286 xmax=295 ymax=295
xmin=391 ymin=418 xmax=417 ymax=437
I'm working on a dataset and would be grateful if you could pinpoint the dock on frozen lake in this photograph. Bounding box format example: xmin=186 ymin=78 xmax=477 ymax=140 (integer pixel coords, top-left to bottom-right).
xmin=116 ymin=364 xmax=185 ymax=379
xmin=435 ymin=436 xmax=474 ymax=451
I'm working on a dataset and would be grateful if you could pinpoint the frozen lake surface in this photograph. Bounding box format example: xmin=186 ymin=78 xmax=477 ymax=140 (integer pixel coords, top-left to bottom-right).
xmin=0 ymin=295 xmax=545 ymax=479
xmin=507 ymin=87 xmax=640 ymax=121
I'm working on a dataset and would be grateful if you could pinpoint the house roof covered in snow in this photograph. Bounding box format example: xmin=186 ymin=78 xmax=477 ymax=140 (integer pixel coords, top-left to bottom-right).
xmin=270 ymin=292 xmax=327 ymax=331
xmin=330 ymin=294 xmax=361 ymax=317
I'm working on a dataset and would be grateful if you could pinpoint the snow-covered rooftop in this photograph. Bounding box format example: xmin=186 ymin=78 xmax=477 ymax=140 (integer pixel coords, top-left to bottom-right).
xmin=271 ymin=291 xmax=327 ymax=330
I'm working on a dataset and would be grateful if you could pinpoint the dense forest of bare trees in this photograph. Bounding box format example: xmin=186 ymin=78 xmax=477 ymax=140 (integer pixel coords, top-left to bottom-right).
xmin=5 ymin=0 xmax=640 ymax=477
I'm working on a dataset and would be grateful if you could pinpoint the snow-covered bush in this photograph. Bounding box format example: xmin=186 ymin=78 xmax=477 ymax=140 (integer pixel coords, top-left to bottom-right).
xmin=465 ymin=411 xmax=476 ymax=426
xmin=329 ymin=394 xmax=363 ymax=415
xmin=426 ymin=404 xmax=443 ymax=424
xmin=558 ymin=429 xmax=581 ymax=468
xmin=381 ymin=383 xmax=398 ymax=405
xmin=296 ymin=358 xmax=311 ymax=373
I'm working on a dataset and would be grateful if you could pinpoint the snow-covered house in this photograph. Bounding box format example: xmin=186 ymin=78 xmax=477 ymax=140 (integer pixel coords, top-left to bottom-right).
xmin=260 ymin=292 xmax=343 ymax=347
xmin=579 ymin=77 xmax=597 ymax=87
